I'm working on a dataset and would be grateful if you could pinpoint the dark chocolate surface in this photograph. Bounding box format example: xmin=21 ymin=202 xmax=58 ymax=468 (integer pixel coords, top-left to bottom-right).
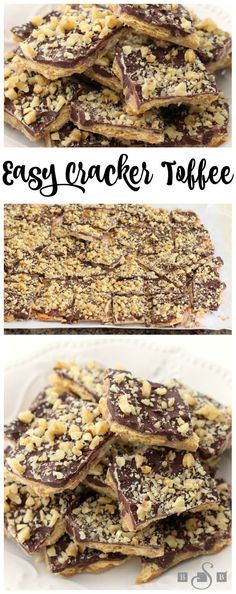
xmin=141 ymin=479 xmax=231 ymax=571
xmin=105 ymin=369 xmax=194 ymax=441
xmin=4 ymin=479 xmax=82 ymax=554
xmin=5 ymin=392 xmax=113 ymax=490
xmin=19 ymin=6 xmax=123 ymax=68
xmin=117 ymin=4 xmax=195 ymax=38
xmin=109 ymin=447 xmax=218 ymax=528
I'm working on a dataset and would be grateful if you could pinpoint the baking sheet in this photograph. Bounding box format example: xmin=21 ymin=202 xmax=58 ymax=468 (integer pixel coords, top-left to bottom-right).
xmin=4 ymin=204 xmax=232 ymax=331
xmin=4 ymin=339 xmax=232 ymax=589
xmin=4 ymin=3 xmax=232 ymax=147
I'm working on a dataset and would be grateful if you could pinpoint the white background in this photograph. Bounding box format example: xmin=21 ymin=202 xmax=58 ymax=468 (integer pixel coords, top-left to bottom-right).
xmin=4 ymin=334 xmax=232 ymax=371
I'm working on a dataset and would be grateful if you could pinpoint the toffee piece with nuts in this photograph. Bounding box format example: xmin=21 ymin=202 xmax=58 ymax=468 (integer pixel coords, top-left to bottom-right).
xmin=136 ymin=479 xmax=231 ymax=583
xmin=4 ymin=52 xmax=86 ymax=141
xmin=4 ymin=478 xmax=82 ymax=554
xmin=65 ymin=494 xmax=164 ymax=558
xmin=113 ymin=43 xmax=218 ymax=115
xmin=16 ymin=5 xmax=124 ymax=80
xmin=71 ymin=87 xmax=164 ymax=144
xmin=4 ymin=385 xmax=65 ymax=442
xmin=4 ymin=392 xmax=113 ymax=495
xmin=52 ymin=360 xmax=105 ymax=402
xmin=175 ymin=382 xmax=232 ymax=462
xmin=195 ymin=19 xmax=232 ymax=72
xmin=45 ymin=533 xmax=128 ymax=576
xmin=102 ymin=369 xmax=199 ymax=450
xmin=107 ymin=447 xmax=219 ymax=531
xmin=111 ymin=4 xmax=200 ymax=49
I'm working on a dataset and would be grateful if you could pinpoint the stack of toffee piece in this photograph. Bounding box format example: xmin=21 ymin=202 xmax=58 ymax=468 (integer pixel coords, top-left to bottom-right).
xmin=4 ymin=4 xmax=231 ymax=147
xmin=4 ymin=359 xmax=232 ymax=582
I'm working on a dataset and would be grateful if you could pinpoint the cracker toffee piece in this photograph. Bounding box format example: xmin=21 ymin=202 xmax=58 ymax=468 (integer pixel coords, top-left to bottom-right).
xmin=83 ymin=446 xmax=118 ymax=498
xmin=136 ymin=479 xmax=231 ymax=583
xmin=195 ymin=19 xmax=232 ymax=72
xmin=102 ymin=369 xmax=199 ymax=450
xmin=45 ymin=123 xmax=129 ymax=147
xmin=11 ymin=10 xmax=63 ymax=42
xmin=45 ymin=533 xmax=128 ymax=576
xmin=149 ymin=287 xmax=191 ymax=327
xmin=52 ymin=360 xmax=105 ymax=402
xmin=191 ymin=259 xmax=226 ymax=315
xmin=71 ymin=87 xmax=164 ymax=144
xmin=85 ymin=31 xmax=150 ymax=92
xmin=112 ymin=4 xmax=199 ymax=49
xmin=31 ymin=280 xmax=75 ymax=322
xmin=18 ymin=5 xmax=124 ymax=80
xmin=4 ymin=478 xmax=82 ymax=554
xmin=112 ymin=295 xmax=149 ymax=325
xmin=4 ymin=52 xmax=86 ymax=141
xmin=113 ymin=42 xmax=218 ymax=115
xmin=4 ymin=275 xmax=46 ymax=322
xmin=159 ymin=94 xmax=229 ymax=147
xmin=175 ymin=382 xmax=232 ymax=462
xmin=84 ymin=441 xmax=137 ymax=498
xmin=107 ymin=448 xmax=218 ymax=531
xmin=5 ymin=393 xmax=113 ymax=495
xmin=4 ymin=385 xmax=64 ymax=443
xmin=66 ymin=494 xmax=164 ymax=558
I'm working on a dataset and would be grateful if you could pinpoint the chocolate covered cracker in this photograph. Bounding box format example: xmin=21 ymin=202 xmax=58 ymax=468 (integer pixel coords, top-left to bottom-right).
xmin=175 ymin=382 xmax=232 ymax=462
xmin=4 ymin=385 xmax=63 ymax=443
xmin=192 ymin=259 xmax=226 ymax=315
xmin=113 ymin=42 xmax=218 ymax=115
xmin=5 ymin=393 xmax=113 ymax=495
xmin=112 ymin=295 xmax=148 ymax=325
xmin=31 ymin=280 xmax=75 ymax=322
xmin=46 ymin=533 xmax=128 ymax=576
xmin=4 ymin=478 xmax=81 ymax=554
xmin=17 ymin=5 xmax=124 ymax=80
xmin=102 ymin=369 xmax=199 ymax=450
xmin=85 ymin=31 xmax=149 ymax=91
xmin=71 ymin=87 xmax=164 ymax=144
xmin=150 ymin=286 xmax=191 ymax=327
xmin=11 ymin=10 xmax=63 ymax=42
xmin=137 ymin=479 xmax=231 ymax=582
xmin=4 ymin=52 xmax=85 ymax=141
xmin=196 ymin=19 xmax=232 ymax=72
xmin=108 ymin=448 xmax=218 ymax=531
xmin=84 ymin=446 xmax=118 ymax=498
xmin=4 ymin=274 xmax=43 ymax=322
xmin=159 ymin=94 xmax=229 ymax=147
xmin=45 ymin=123 xmax=129 ymax=147
xmin=52 ymin=360 xmax=105 ymax=403
xmin=66 ymin=494 xmax=164 ymax=558
xmin=112 ymin=4 xmax=199 ymax=49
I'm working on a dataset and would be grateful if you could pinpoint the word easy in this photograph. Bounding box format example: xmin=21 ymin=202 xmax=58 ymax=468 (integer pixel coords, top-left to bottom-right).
xmin=2 ymin=155 xmax=153 ymax=197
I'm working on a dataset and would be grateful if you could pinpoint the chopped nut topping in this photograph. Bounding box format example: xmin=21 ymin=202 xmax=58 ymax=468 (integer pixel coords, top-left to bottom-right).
xmin=18 ymin=410 xmax=34 ymax=424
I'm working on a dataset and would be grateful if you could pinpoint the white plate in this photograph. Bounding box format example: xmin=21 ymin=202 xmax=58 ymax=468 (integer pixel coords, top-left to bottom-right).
xmin=4 ymin=338 xmax=232 ymax=590
xmin=4 ymin=204 xmax=232 ymax=331
xmin=4 ymin=4 xmax=232 ymax=148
